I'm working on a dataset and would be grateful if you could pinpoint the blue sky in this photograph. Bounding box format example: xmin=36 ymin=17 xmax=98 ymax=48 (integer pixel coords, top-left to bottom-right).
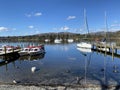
xmin=0 ymin=0 xmax=120 ymax=36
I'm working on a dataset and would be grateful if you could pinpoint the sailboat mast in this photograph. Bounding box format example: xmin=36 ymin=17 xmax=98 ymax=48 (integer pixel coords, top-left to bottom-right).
xmin=84 ymin=9 xmax=89 ymax=35
xmin=105 ymin=11 xmax=110 ymax=42
xmin=105 ymin=12 xmax=107 ymax=40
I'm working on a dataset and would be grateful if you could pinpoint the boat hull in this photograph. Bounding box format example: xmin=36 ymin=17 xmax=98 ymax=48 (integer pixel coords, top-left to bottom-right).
xmin=54 ymin=39 xmax=62 ymax=43
xmin=77 ymin=42 xmax=92 ymax=49
xmin=68 ymin=39 xmax=74 ymax=43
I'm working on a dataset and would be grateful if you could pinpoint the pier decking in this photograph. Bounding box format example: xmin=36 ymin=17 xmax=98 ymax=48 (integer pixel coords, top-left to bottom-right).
xmin=92 ymin=42 xmax=120 ymax=57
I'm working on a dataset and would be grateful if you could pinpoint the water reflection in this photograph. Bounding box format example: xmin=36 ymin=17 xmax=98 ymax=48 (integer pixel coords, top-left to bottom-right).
xmin=77 ymin=47 xmax=92 ymax=55
xmin=0 ymin=53 xmax=19 ymax=64
xmin=0 ymin=43 xmax=120 ymax=87
xmin=0 ymin=53 xmax=20 ymax=71
xmin=18 ymin=53 xmax=45 ymax=61
xmin=77 ymin=47 xmax=92 ymax=85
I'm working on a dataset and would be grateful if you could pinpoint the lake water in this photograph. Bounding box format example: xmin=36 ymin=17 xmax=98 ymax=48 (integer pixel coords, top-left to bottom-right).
xmin=0 ymin=42 xmax=120 ymax=86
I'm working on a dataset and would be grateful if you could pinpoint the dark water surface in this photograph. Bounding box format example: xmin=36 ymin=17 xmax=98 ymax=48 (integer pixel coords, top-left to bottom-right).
xmin=0 ymin=42 xmax=120 ymax=86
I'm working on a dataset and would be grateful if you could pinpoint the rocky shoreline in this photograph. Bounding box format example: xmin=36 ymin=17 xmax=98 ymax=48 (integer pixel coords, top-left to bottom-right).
xmin=0 ymin=83 xmax=120 ymax=90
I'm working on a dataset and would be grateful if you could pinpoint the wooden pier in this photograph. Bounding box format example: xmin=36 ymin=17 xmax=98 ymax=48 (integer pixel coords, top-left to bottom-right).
xmin=92 ymin=42 xmax=120 ymax=57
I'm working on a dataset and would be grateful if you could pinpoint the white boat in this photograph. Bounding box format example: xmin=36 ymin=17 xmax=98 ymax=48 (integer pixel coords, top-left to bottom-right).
xmin=77 ymin=42 xmax=92 ymax=49
xmin=68 ymin=39 xmax=74 ymax=43
xmin=29 ymin=47 xmax=45 ymax=56
xmin=77 ymin=9 xmax=92 ymax=49
xmin=54 ymin=39 xmax=62 ymax=43
xmin=45 ymin=39 xmax=50 ymax=42
xmin=19 ymin=47 xmax=31 ymax=56
xmin=19 ymin=45 xmax=45 ymax=56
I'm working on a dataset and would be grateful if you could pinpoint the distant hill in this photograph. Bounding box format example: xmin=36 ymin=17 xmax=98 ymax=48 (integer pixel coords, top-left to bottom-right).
xmin=0 ymin=30 xmax=120 ymax=42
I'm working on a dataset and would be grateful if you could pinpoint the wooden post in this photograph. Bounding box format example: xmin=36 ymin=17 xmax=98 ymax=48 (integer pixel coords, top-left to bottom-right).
xmin=4 ymin=46 xmax=6 ymax=55
xmin=12 ymin=47 xmax=14 ymax=53
xmin=112 ymin=45 xmax=114 ymax=61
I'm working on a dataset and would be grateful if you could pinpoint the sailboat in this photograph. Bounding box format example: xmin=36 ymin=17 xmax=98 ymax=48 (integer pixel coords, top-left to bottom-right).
xmin=68 ymin=38 xmax=74 ymax=43
xmin=67 ymin=33 xmax=74 ymax=43
xmin=97 ymin=12 xmax=115 ymax=52
xmin=54 ymin=38 xmax=62 ymax=43
xmin=54 ymin=33 xmax=62 ymax=43
xmin=77 ymin=9 xmax=92 ymax=49
xmin=44 ymin=34 xmax=50 ymax=42
xmin=45 ymin=39 xmax=50 ymax=42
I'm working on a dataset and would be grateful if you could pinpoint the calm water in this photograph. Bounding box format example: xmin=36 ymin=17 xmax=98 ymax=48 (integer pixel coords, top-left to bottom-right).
xmin=0 ymin=42 xmax=120 ymax=86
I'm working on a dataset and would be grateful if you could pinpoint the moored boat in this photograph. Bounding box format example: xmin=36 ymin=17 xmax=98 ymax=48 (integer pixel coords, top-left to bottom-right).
xmin=77 ymin=9 xmax=92 ymax=49
xmin=19 ymin=47 xmax=31 ymax=56
xmin=0 ymin=45 xmax=20 ymax=55
xmin=45 ymin=39 xmax=50 ymax=42
xmin=19 ymin=45 xmax=45 ymax=56
xmin=29 ymin=46 xmax=45 ymax=56
xmin=54 ymin=39 xmax=62 ymax=43
xmin=68 ymin=39 xmax=74 ymax=43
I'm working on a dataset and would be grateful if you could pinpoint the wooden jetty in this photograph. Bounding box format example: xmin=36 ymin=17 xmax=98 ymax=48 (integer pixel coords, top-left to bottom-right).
xmin=92 ymin=42 xmax=120 ymax=57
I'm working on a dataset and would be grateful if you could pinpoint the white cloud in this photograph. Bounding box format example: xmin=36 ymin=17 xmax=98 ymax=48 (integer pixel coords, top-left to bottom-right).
xmin=0 ymin=27 xmax=8 ymax=32
xmin=110 ymin=24 xmax=120 ymax=27
xmin=110 ymin=20 xmax=120 ymax=28
xmin=60 ymin=26 xmax=70 ymax=31
xmin=25 ymin=12 xmax=42 ymax=17
xmin=67 ymin=16 xmax=76 ymax=20
xmin=28 ymin=25 xmax=34 ymax=29
xmin=110 ymin=21 xmax=120 ymax=32
xmin=34 ymin=12 xmax=42 ymax=16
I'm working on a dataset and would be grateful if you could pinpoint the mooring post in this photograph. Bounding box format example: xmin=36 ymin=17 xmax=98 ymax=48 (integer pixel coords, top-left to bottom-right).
xmin=96 ymin=45 xmax=98 ymax=54
xmin=4 ymin=46 xmax=6 ymax=55
xmin=112 ymin=45 xmax=114 ymax=61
